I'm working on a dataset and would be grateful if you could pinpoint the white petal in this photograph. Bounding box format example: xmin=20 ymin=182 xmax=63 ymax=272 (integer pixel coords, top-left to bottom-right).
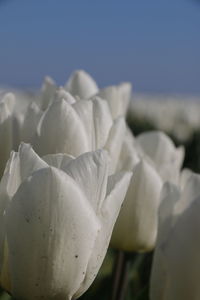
xmin=55 ymin=88 xmax=76 ymax=105
xmin=74 ymin=171 xmax=132 ymax=298
xmin=65 ymin=70 xmax=98 ymax=98
xmin=117 ymin=127 xmax=139 ymax=172
xmin=176 ymin=172 xmax=200 ymax=215
xmin=64 ymin=150 xmax=108 ymax=213
xmin=72 ymin=100 xmax=94 ymax=149
xmin=6 ymin=167 xmax=100 ymax=300
xmin=158 ymin=197 xmax=200 ymax=300
xmin=35 ymin=99 xmax=90 ymax=156
xmin=96 ymin=83 xmax=132 ymax=119
xmin=111 ymin=160 xmax=162 ymax=252
xmin=43 ymin=153 xmax=74 ymax=170
xmin=21 ymin=102 xmax=43 ymax=143
xmin=39 ymin=76 xmax=57 ymax=110
xmin=105 ymin=117 xmax=126 ymax=174
xmin=0 ymin=143 xmax=47 ymax=207
xmin=92 ymin=97 xmax=113 ymax=149
xmin=136 ymin=131 xmax=184 ymax=183
xmin=0 ymin=98 xmax=13 ymax=177
xmin=179 ymin=168 xmax=193 ymax=190
xmin=18 ymin=143 xmax=48 ymax=182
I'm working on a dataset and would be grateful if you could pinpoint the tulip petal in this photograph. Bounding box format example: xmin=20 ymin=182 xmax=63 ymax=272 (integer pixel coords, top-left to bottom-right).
xmin=159 ymin=197 xmax=200 ymax=300
xmin=105 ymin=117 xmax=126 ymax=174
xmin=63 ymin=150 xmax=108 ymax=213
xmin=6 ymin=167 xmax=100 ymax=300
xmin=65 ymin=70 xmax=98 ymax=98
xmin=117 ymin=127 xmax=139 ymax=172
xmin=55 ymin=89 xmax=76 ymax=105
xmin=74 ymin=170 xmax=132 ymax=298
xmin=0 ymin=97 xmax=14 ymax=177
xmin=150 ymin=182 xmax=180 ymax=300
xmin=73 ymin=98 xmax=113 ymax=150
xmin=35 ymin=99 xmax=90 ymax=156
xmin=43 ymin=153 xmax=74 ymax=170
xmin=136 ymin=131 xmax=184 ymax=183
xmin=96 ymin=83 xmax=131 ymax=119
xmin=111 ymin=160 xmax=162 ymax=252
xmin=21 ymin=102 xmax=43 ymax=143
xmin=39 ymin=76 xmax=57 ymax=110
xmin=176 ymin=172 xmax=200 ymax=215
xmin=92 ymin=97 xmax=113 ymax=149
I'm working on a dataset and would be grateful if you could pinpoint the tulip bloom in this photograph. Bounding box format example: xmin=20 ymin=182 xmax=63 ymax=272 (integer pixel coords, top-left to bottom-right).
xmin=150 ymin=171 xmax=200 ymax=300
xmin=33 ymin=97 xmax=126 ymax=174
xmin=0 ymin=143 xmax=131 ymax=300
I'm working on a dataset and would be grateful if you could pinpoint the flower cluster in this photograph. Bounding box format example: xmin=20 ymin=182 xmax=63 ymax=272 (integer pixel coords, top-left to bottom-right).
xmin=0 ymin=70 xmax=198 ymax=300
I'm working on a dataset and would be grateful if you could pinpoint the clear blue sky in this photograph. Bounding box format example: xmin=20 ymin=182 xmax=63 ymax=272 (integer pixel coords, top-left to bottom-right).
xmin=0 ymin=0 xmax=200 ymax=94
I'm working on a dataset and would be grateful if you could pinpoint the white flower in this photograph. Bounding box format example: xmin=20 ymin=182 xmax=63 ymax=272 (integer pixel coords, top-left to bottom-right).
xmin=0 ymin=143 xmax=132 ymax=300
xmin=33 ymin=97 xmax=126 ymax=174
xmin=150 ymin=171 xmax=200 ymax=300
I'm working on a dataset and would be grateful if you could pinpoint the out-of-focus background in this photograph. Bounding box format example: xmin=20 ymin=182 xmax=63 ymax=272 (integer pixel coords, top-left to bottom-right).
xmin=0 ymin=1 xmax=200 ymax=300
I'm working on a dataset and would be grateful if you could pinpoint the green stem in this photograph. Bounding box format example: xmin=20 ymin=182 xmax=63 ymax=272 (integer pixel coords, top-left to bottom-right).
xmin=110 ymin=250 xmax=133 ymax=300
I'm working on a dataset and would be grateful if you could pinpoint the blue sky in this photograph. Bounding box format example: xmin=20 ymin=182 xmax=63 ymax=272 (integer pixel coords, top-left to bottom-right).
xmin=0 ymin=0 xmax=200 ymax=94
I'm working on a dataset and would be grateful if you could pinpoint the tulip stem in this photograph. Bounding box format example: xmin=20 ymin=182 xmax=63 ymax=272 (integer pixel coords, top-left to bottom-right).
xmin=111 ymin=250 xmax=133 ymax=300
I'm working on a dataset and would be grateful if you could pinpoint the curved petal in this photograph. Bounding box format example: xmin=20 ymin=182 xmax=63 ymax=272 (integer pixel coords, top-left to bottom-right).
xmin=65 ymin=70 xmax=98 ymax=98
xmin=105 ymin=117 xmax=126 ymax=174
xmin=96 ymin=82 xmax=132 ymax=119
xmin=21 ymin=102 xmax=43 ymax=143
xmin=55 ymin=88 xmax=76 ymax=105
xmin=39 ymin=76 xmax=57 ymax=110
xmin=6 ymin=167 xmax=100 ymax=300
xmin=35 ymin=99 xmax=90 ymax=156
xmin=92 ymin=97 xmax=113 ymax=150
xmin=43 ymin=153 xmax=74 ymax=170
xmin=0 ymin=97 xmax=14 ymax=178
xmin=117 ymin=127 xmax=139 ymax=172
xmin=111 ymin=160 xmax=162 ymax=252
xmin=64 ymin=150 xmax=108 ymax=213
xmin=74 ymin=171 xmax=132 ymax=298
xmin=136 ymin=131 xmax=184 ymax=183
xmin=158 ymin=197 xmax=200 ymax=300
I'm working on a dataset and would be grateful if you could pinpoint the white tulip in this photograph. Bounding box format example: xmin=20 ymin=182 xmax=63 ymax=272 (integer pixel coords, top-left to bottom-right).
xmin=34 ymin=97 xmax=126 ymax=174
xmin=111 ymin=159 xmax=162 ymax=252
xmin=136 ymin=131 xmax=184 ymax=184
xmin=0 ymin=143 xmax=132 ymax=300
xmin=65 ymin=70 xmax=99 ymax=99
xmin=150 ymin=171 xmax=200 ymax=300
